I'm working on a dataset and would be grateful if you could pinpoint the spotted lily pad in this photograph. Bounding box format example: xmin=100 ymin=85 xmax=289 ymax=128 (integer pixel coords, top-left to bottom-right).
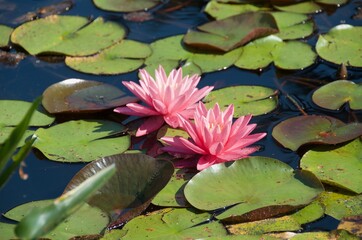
xmin=33 ymin=120 xmax=130 ymax=162
xmin=0 ymin=100 xmax=54 ymax=126
xmin=145 ymin=35 xmax=242 ymax=74
xmin=93 ymin=0 xmax=160 ymax=12
xmin=64 ymin=153 xmax=174 ymax=228
xmin=4 ymin=200 xmax=109 ymax=240
xmin=317 ymin=191 xmax=362 ymax=220
xmin=0 ymin=126 xmax=34 ymax=147
xmin=338 ymin=215 xmax=362 ymax=238
xmin=11 ymin=15 xmax=126 ymax=56
xmin=0 ymin=25 xmax=13 ymax=47
xmin=102 ymin=208 xmax=227 ymax=239
xmin=184 ymin=156 xmax=324 ymax=222
xmin=234 ymin=35 xmax=316 ymax=70
xmin=184 ymin=12 xmax=278 ymax=52
xmin=42 ymin=78 xmax=138 ymax=114
xmin=316 ymin=24 xmax=362 ymax=67
xmin=301 ymin=138 xmax=362 ymax=194
xmin=272 ymin=115 xmax=362 ymax=151
xmin=226 ymin=202 xmax=324 ymax=235
xmin=65 ymin=40 xmax=152 ymax=75
xmin=203 ymin=85 xmax=278 ymax=117
xmin=312 ymin=80 xmax=362 ymax=110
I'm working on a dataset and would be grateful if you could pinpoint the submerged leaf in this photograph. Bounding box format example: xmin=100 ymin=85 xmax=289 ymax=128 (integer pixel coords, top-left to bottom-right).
xmin=33 ymin=120 xmax=130 ymax=162
xmin=301 ymin=138 xmax=362 ymax=194
xmin=312 ymin=80 xmax=362 ymax=110
xmin=272 ymin=115 xmax=362 ymax=151
xmin=203 ymin=85 xmax=278 ymax=117
xmin=184 ymin=157 xmax=323 ymax=222
xmin=64 ymin=153 xmax=174 ymax=228
xmin=11 ymin=15 xmax=126 ymax=56
xmin=42 ymin=78 xmax=138 ymax=114
xmin=184 ymin=12 xmax=278 ymax=52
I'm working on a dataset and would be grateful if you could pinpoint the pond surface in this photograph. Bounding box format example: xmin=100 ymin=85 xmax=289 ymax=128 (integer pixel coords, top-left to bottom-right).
xmin=0 ymin=0 xmax=361 ymax=235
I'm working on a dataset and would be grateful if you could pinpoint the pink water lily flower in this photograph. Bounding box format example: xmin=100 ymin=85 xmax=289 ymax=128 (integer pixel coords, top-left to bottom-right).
xmin=114 ymin=66 xmax=214 ymax=137
xmin=161 ymin=102 xmax=266 ymax=171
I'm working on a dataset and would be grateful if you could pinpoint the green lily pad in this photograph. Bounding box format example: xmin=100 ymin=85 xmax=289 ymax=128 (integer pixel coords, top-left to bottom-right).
xmin=64 ymin=153 xmax=174 ymax=228
xmin=0 ymin=223 xmax=16 ymax=239
xmin=145 ymin=35 xmax=242 ymax=74
xmin=33 ymin=120 xmax=130 ymax=162
xmin=272 ymin=0 xmax=347 ymax=14
xmin=317 ymin=191 xmax=362 ymax=220
xmin=152 ymin=168 xmax=196 ymax=207
xmin=316 ymin=24 xmax=362 ymax=67
xmin=0 ymin=126 xmax=34 ymax=147
xmin=0 ymin=100 xmax=54 ymax=126
xmin=203 ymin=85 xmax=278 ymax=117
xmin=204 ymin=1 xmax=264 ymax=20
xmin=234 ymin=35 xmax=316 ymax=70
xmin=226 ymin=202 xmax=324 ymax=235
xmin=271 ymin=229 xmax=359 ymax=239
xmin=102 ymin=208 xmax=227 ymax=239
xmin=42 ymin=78 xmax=138 ymax=114
xmin=312 ymin=80 xmax=362 ymax=111
xmin=4 ymin=200 xmax=109 ymax=240
xmin=183 ymin=12 xmax=278 ymax=52
xmin=11 ymin=15 xmax=126 ymax=56
xmin=0 ymin=24 xmax=13 ymax=47
xmin=93 ymin=0 xmax=160 ymax=12
xmin=65 ymin=40 xmax=152 ymax=75
xmin=301 ymin=138 xmax=362 ymax=194
xmin=184 ymin=156 xmax=324 ymax=222
xmin=271 ymin=12 xmax=314 ymax=40
xmin=272 ymin=115 xmax=362 ymax=151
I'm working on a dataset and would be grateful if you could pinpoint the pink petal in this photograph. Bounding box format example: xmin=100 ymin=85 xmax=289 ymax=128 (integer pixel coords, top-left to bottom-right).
xmin=219 ymin=146 xmax=261 ymax=160
xmin=162 ymin=137 xmax=198 ymax=155
xmin=122 ymin=81 xmax=152 ymax=106
xmin=136 ymin=116 xmax=165 ymax=137
xmin=197 ymin=155 xmax=217 ymax=171
xmin=120 ymin=103 xmax=159 ymax=116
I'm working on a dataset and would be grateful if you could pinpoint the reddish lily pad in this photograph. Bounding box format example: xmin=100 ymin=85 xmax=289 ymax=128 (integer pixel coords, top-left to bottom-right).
xmin=338 ymin=215 xmax=362 ymax=238
xmin=11 ymin=15 xmax=126 ymax=56
xmin=312 ymin=80 xmax=362 ymax=110
xmin=183 ymin=12 xmax=279 ymax=52
xmin=64 ymin=153 xmax=174 ymax=228
xmin=301 ymin=138 xmax=362 ymax=194
xmin=272 ymin=115 xmax=362 ymax=151
xmin=184 ymin=156 xmax=323 ymax=222
xmin=42 ymin=78 xmax=138 ymax=114
xmin=65 ymin=40 xmax=152 ymax=75
xmin=93 ymin=0 xmax=160 ymax=12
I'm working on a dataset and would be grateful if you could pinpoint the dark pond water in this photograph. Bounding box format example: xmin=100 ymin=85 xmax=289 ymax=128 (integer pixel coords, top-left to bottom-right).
xmin=0 ymin=0 xmax=361 ymax=234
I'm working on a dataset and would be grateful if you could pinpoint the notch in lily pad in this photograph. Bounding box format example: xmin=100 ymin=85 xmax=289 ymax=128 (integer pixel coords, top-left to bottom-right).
xmin=42 ymin=78 xmax=138 ymax=114
xmin=183 ymin=12 xmax=279 ymax=52
xmin=63 ymin=153 xmax=174 ymax=228
xmin=312 ymin=80 xmax=362 ymax=111
xmin=65 ymin=40 xmax=152 ymax=75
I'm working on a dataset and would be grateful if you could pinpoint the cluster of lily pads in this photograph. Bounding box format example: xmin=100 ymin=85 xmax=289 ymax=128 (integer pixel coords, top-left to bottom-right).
xmin=0 ymin=0 xmax=361 ymax=239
